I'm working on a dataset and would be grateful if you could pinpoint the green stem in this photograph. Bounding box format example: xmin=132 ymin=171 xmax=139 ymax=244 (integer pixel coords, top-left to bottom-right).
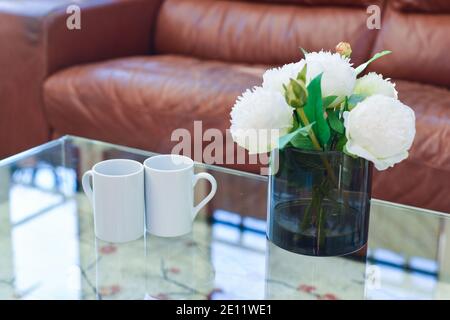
xmin=299 ymin=178 xmax=330 ymax=232
xmin=296 ymin=108 xmax=338 ymax=186
xmin=295 ymin=108 xmax=338 ymax=247
xmin=297 ymin=108 xmax=322 ymax=151
xmin=317 ymin=206 xmax=326 ymax=252
xmin=300 ymin=202 xmax=312 ymax=231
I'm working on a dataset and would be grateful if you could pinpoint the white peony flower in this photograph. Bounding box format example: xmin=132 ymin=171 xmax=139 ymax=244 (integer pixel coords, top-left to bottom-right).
xmin=262 ymin=60 xmax=306 ymax=93
xmin=230 ymin=87 xmax=294 ymax=154
xmin=354 ymin=72 xmax=398 ymax=98
xmin=305 ymin=51 xmax=356 ymax=98
xmin=343 ymin=95 xmax=415 ymax=171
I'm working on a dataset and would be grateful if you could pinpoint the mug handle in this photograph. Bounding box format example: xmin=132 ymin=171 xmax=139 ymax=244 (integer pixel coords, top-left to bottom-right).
xmin=82 ymin=170 xmax=94 ymax=205
xmin=192 ymin=172 xmax=217 ymax=220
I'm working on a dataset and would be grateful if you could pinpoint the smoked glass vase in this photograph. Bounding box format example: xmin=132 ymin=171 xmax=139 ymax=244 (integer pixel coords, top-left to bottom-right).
xmin=267 ymin=148 xmax=371 ymax=256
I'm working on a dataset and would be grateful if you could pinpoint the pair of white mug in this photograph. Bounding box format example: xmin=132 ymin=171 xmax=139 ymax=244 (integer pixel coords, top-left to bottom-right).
xmin=82 ymin=155 xmax=217 ymax=243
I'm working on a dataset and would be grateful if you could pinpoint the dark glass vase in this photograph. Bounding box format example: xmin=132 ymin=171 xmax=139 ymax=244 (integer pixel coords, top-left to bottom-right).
xmin=267 ymin=148 xmax=371 ymax=256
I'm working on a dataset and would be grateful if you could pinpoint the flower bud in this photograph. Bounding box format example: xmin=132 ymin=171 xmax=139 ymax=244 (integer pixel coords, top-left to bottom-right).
xmin=335 ymin=42 xmax=352 ymax=58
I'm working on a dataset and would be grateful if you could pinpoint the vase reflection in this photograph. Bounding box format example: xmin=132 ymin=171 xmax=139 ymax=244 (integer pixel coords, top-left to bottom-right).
xmin=265 ymin=241 xmax=367 ymax=300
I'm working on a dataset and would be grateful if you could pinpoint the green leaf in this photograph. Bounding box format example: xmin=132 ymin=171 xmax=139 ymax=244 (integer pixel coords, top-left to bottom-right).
xmin=327 ymin=110 xmax=344 ymax=134
xmin=342 ymin=96 xmax=349 ymax=112
xmin=336 ymin=134 xmax=347 ymax=152
xmin=347 ymin=94 xmax=366 ymax=110
xmin=290 ymin=78 xmax=307 ymax=105
xmin=304 ymin=73 xmax=330 ymax=147
xmin=284 ymin=78 xmax=307 ymax=108
xmin=300 ymin=47 xmax=308 ymax=58
xmin=355 ymin=50 xmax=392 ymax=75
xmin=290 ymin=133 xmax=315 ymax=150
xmin=303 ymin=74 xmax=320 ymax=123
xmin=297 ymin=64 xmax=307 ymax=83
xmin=323 ymin=95 xmax=338 ymax=109
xmin=278 ymin=123 xmax=315 ymax=150
xmin=284 ymin=84 xmax=299 ymax=108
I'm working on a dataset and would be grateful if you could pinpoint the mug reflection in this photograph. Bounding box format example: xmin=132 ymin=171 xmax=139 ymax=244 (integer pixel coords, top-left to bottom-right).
xmin=93 ymin=237 xmax=146 ymax=300
xmin=145 ymin=233 xmax=215 ymax=300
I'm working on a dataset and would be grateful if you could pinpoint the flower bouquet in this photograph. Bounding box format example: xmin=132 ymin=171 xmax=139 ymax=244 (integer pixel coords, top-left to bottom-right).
xmin=230 ymin=42 xmax=416 ymax=256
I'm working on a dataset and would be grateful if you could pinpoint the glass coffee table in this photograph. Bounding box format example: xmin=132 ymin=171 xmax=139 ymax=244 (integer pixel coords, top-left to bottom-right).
xmin=0 ymin=136 xmax=449 ymax=300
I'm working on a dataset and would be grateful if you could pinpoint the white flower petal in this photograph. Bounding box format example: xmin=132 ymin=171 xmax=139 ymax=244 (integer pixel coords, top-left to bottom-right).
xmin=354 ymin=72 xmax=398 ymax=98
xmin=344 ymin=95 xmax=415 ymax=171
xmin=345 ymin=141 xmax=378 ymax=164
xmin=262 ymin=60 xmax=306 ymax=94
xmin=230 ymin=87 xmax=294 ymax=154
xmin=305 ymin=51 xmax=356 ymax=97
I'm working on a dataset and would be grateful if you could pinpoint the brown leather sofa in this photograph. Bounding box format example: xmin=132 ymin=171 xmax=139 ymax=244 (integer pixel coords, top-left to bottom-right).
xmin=1 ymin=0 xmax=449 ymax=213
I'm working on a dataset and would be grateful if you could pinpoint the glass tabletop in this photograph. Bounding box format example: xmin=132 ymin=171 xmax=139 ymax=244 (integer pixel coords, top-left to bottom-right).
xmin=0 ymin=135 xmax=449 ymax=300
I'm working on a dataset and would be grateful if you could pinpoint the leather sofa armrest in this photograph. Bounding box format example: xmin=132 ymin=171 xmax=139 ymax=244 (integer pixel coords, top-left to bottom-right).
xmin=0 ymin=6 xmax=50 ymax=158
xmin=0 ymin=0 xmax=162 ymax=159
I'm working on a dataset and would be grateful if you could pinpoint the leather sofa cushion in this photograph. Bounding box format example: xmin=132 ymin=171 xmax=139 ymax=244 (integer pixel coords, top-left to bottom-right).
xmin=234 ymin=0 xmax=450 ymax=13
xmin=369 ymin=3 xmax=450 ymax=89
xmin=155 ymin=0 xmax=377 ymax=66
xmin=372 ymin=80 xmax=450 ymax=213
xmin=44 ymin=58 xmax=450 ymax=172
xmin=395 ymin=80 xmax=450 ymax=172
xmin=224 ymin=0 xmax=379 ymax=6
xmin=43 ymin=55 xmax=264 ymax=165
xmin=392 ymin=0 xmax=450 ymax=13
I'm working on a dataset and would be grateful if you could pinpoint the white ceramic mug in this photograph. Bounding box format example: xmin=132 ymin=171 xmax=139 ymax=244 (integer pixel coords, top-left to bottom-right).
xmin=144 ymin=155 xmax=217 ymax=237
xmin=82 ymin=159 xmax=145 ymax=243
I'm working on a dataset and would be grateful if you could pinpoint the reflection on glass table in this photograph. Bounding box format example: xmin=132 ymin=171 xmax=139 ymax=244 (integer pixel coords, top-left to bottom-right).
xmin=0 ymin=136 xmax=449 ymax=300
